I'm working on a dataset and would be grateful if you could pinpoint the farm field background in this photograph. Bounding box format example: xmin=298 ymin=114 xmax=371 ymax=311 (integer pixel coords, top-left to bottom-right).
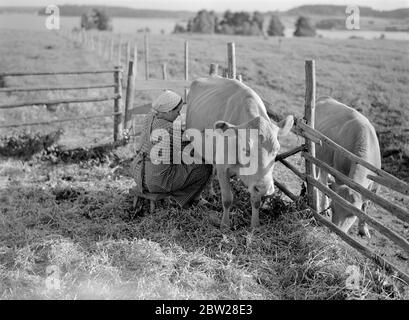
xmin=0 ymin=29 xmax=408 ymax=299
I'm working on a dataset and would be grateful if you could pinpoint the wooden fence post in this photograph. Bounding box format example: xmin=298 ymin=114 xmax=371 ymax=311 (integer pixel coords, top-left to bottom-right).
xmin=227 ymin=42 xmax=236 ymax=79
xmin=304 ymin=60 xmax=318 ymax=211
xmin=90 ymin=34 xmax=95 ymax=51
xmin=133 ymin=42 xmax=137 ymax=74
xmin=145 ymin=33 xmax=149 ymax=80
xmin=124 ymin=60 xmax=136 ymax=132
xmin=109 ymin=38 xmax=114 ymax=62
xmin=97 ymin=32 xmax=102 ymax=55
xmin=126 ymin=41 xmax=131 ymax=76
xmin=184 ymin=41 xmax=189 ymax=101
xmin=209 ymin=63 xmax=218 ymax=76
xmin=117 ymin=38 xmax=122 ymax=67
xmin=162 ymin=62 xmax=168 ymax=80
xmin=113 ymin=66 xmax=123 ymax=141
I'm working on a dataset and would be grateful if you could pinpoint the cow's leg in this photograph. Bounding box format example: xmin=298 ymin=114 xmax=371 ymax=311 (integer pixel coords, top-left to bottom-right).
xmin=358 ymin=182 xmax=378 ymax=238
xmin=317 ymin=168 xmax=330 ymax=214
xmin=217 ymin=167 xmax=233 ymax=229
xmin=250 ymin=194 xmax=261 ymax=229
xmin=358 ymin=201 xmax=371 ymax=238
xmin=205 ymin=166 xmax=217 ymax=197
xmin=333 ymin=214 xmax=358 ymax=234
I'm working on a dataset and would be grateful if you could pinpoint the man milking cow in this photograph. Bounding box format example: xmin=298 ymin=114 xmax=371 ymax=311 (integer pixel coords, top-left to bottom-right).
xmin=131 ymin=90 xmax=213 ymax=209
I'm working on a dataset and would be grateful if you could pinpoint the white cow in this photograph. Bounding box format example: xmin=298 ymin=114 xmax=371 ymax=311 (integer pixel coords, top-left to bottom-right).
xmin=185 ymin=76 xmax=294 ymax=229
xmin=315 ymin=96 xmax=381 ymax=237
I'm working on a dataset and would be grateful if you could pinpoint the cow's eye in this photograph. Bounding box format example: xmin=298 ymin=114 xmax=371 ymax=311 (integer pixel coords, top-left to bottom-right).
xmin=245 ymin=149 xmax=251 ymax=157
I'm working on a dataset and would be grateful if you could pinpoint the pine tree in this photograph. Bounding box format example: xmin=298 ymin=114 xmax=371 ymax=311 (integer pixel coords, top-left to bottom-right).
xmin=267 ymin=15 xmax=285 ymax=36
xmin=294 ymin=16 xmax=316 ymax=37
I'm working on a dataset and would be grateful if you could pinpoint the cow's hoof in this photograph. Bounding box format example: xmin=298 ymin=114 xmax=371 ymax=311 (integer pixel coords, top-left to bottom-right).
xmin=208 ymin=211 xmax=221 ymax=226
xmin=250 ymin=223 xmax=261 ymax=230
xmin=220 ymin=220 xmax=230 ymax=230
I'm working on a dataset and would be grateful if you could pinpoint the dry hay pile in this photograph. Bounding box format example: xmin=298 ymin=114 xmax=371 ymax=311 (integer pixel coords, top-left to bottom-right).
xmin=1 ymin=151 xmax=408 ymax=299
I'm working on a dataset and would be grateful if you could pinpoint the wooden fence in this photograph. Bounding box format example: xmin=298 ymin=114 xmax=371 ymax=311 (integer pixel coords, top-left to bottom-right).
xmin=273 ymin=60 xmax=409 ymax=285
xmin=0 ymin=68 xmax=125 ymax=141
xmin=0 ymin=29 xmax=192 ymax=143
xmin=0 ymin=29 xmax=241 ymax=143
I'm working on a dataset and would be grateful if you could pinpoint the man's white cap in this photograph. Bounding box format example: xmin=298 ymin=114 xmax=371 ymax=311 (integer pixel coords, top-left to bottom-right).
xmin=152 ymin=90 xmax=182 ymax=113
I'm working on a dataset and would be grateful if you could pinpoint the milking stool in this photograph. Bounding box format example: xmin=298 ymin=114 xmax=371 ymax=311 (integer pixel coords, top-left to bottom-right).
xmin=129 ymin=187 xmax=168 ymax=216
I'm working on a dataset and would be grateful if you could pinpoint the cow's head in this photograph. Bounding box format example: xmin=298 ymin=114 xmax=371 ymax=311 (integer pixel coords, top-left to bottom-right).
xmin=213 ymin=115 xmax=293 ymax=198
xmin=329 ymin=183 xmax=362 ymax=233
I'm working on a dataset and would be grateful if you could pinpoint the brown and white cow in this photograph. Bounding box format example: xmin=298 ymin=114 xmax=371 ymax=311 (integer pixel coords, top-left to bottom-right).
xmin=315 ymin=96 xmax=381 ymax=238
xmin=185 ymin=76 xmax=294 ymax=229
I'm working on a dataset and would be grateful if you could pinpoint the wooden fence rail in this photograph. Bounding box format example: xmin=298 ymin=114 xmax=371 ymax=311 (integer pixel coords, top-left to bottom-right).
xmin=0 ymin=95 xmax=119 ymax=110
xmin=303 ymin=152 xmax=409 ymax=224
xmin=296 ymin=120 xmax=409 ymax=196
xmin=0 ymin=84 xmax=116 ymax=93
xmin=0 ymin=69 xmax=118 ymax=77
xmin=273 ymin=180 xmax=409 ymax=285
xmin=0 ymin=112 xmax=122 ymax=129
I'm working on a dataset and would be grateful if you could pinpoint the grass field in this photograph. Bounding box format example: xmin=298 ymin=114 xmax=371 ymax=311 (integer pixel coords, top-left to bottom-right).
xmin=0 ymin=29 xmax=408 ymax=299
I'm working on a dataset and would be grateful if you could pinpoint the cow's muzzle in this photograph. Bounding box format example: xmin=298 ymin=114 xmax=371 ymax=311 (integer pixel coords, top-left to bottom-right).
xmin=251 ymin=182 xmax=275 ymax=197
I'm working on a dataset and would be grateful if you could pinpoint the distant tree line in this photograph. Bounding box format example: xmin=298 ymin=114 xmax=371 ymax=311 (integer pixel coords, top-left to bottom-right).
xmin=174 ymin=10 xmax=287 ymax=36
xmin=175 ymin=10 xmax=266 ymax=36
xmin=174 ymin=10 xmax=317 ymax=38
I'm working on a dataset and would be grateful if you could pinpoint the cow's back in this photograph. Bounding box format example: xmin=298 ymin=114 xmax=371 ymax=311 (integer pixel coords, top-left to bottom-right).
xmin=315 ymin=97 xmax=381 ymax=177
xmin=186 ymin=76 xmax=268 ymax=130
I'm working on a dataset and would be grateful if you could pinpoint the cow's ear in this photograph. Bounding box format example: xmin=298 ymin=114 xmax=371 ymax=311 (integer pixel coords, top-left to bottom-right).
xmin=244 ymin=116 xmax=261 ymax=130
xmin=277 ymin=115 xmax=294 ymax=137
xmin=213 ymin=121 xmax=237 ymax=137
xmin=233 ymin=116 xmax=261 ymax=131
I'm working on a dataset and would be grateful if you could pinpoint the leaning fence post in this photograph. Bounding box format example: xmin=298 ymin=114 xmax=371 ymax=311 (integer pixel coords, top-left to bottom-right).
xmin=113 ymin=66 xmax=123 ymax=141
xmin=184 ymin=40 xmax=189 ymax=102
xmin=124 ymin=60 xmax=135 ymax=133
xmin=304 ymin=60 xmax=318 ymax=211
xmin=133 ymin=42 xmax=137 ymax=74
xmin=144 ymin=33 xmax=149 ymax=80
xmin=126 ymin=41 xmax=131 ymax=76
xmin=209 ymin=63 xmax=218 ymax=76
xmin=227 ymin=42 xmax=236 ymax=79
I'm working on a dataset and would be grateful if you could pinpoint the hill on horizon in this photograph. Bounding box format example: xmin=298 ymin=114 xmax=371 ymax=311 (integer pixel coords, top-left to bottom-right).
xmin=36 ymin=5 xmax=194 ymax=20
xmin=0 ymin=4 xmax=407 ymax=20
xmin=286 ymin=5 xmax=409 ymax=19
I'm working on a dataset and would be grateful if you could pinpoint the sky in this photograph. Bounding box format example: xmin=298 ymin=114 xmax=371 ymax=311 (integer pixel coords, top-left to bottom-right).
xmin=0 ymin=0 xmax=408 ymax=11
